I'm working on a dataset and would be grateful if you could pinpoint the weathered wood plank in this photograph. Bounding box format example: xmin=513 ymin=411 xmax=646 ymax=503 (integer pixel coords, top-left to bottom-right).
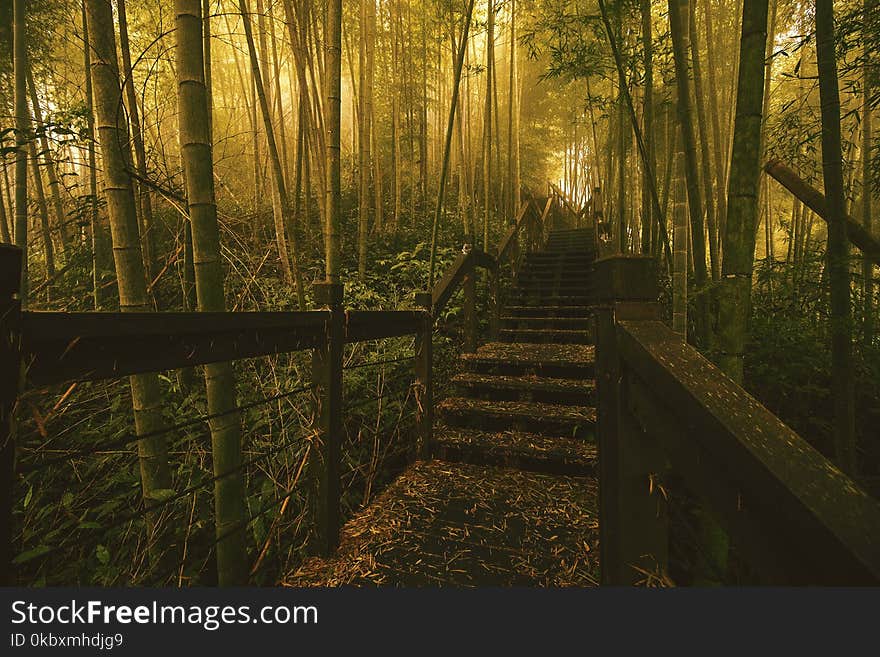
xmin=345 ymin=310 xmax=423 ymax=342
xmin=22 ymin=311 xmax=328 ymax=385
xmin=617 ymin=319 xmax=880 ymax=584
xmin=496 ymin=202 xmax=532 ymax=263
xmin=431 ymin=249 xmax=497 ymax=318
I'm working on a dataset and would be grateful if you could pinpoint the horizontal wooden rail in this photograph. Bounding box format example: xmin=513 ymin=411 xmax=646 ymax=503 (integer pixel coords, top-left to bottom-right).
xmin=21 ymin=309 xmax=429 ymax=387
xmin=595 ymin=255 xmax=880 ymax=585
xmin=618 ymin=319 xmax=880 ymax=584
xmin=22 ymin=311 xmax=328 ymax=386
xmin=345 ymin=310 xmax=424 ymax=343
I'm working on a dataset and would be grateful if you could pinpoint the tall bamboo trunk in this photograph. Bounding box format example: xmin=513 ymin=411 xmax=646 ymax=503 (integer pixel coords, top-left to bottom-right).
xmin=27 ymin=68 xmax=69 ymax=260
xmin=81 ymin=0 xmax=101 ymax=309
xmin=672 ymin=145 xmax=688 ymax=336
xmin=28 ymin=140 xmax=55 ymax=295
xmin=84 ymin=0 xmax=172 ymax=552
xmin=689 ymin=1 xmax=720 ymax=280
xmin=483 ymin=0 xmax=495 ymax=251
xmin=506 ymin=0 xmax=518 ymax=219
xmin=863 ymin=0 xmax=874 ymax=344
xmin=325 ymin=0 xmax=342 ymax=281
xmin=240 ymin=0 xmax=306 ymax=308
xmin=118 ymin=0 xmax=156 ymax=286
xmin=640 ymin=0 xmax=655 ymax=255
xmin=13 ymin=0 xmax=29 ymax=305
xmin=668 ymin=0 xmax=708 ymax=343
xmin=704 ymin=0 xmax=727 ymax=258
xmin=428 ymin=0 xmax=476 ymax=284
xmin=175 ymin=0 xmax=249 ymax=585
xmin=816 ymin=0 xmax=857 ymax=475
xmin=0 ymin=168 xmax=10 ymax=243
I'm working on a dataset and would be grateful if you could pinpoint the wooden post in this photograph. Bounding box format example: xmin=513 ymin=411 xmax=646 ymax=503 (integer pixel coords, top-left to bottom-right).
xmin=414 ymin=292 xmax=433 ymax=459
xmin=488 ymin=266 xmax=500 ymax=340
xmin=310 ymin=281 xmax=343 ymax=556
xmin=463 ymin=257 xmax=477 ymax=352
xmin=594 ymin=255 xmax=669 ymax=585
xmin=0 ymin=244 xmax=22 ymax=586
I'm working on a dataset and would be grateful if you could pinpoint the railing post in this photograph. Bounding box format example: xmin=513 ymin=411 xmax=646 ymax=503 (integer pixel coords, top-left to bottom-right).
xmin=488 ymin=266 xmax=500 ymax=340
xmin=414 ymin=292 xmax=433 ymax=459
xmin=310 ymin=281 xmax=343 ymax=556
xmin=595 ymin=256 xmax=668 ymax=585
xmin=463 ymin=251 xmax=477 ymax=353
xmin=0 ymin=244 xmax=22 ymax=586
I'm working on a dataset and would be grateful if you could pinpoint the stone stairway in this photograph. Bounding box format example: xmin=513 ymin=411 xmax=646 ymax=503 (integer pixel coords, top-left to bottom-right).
xmin=434 ymin=228 xmax=598 ymax=476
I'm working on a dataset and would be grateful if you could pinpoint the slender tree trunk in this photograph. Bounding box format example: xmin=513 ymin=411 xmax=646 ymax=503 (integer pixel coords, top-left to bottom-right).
xmin=392 ymin=3 xmax=402 ymax=230
xmin=506 ymin=0 xmax=519 ymax=218
xmin=240 ymin=0 xmax=306 ymax=308
xmin=640 ymin=0 xmax=655 ymax=255
xmin=757 ymin=0 xmax=778 ymax=262
xmin=689 ymin=1 xmax=720 ymax=280
xmin=483 ymin=0 xmax=495 ymax=251
xmin=175 ymin=0 xmax=248 ymax=585
xmin=28 ymin=140 xmax=55 ymax=294
xmin=816 ymin=0 xmax=857 ymax=475
xmin=428 ymin=0 xmax=476 ymax=284
xmin=704 ymin=0 xmax=727 ymax=258
xmin=118 ymin=0 xmax=157 ymax=286
xmin=13 ymin=0 xmax=29 ymax=305
xmin=717 ymin=0 xmax=768 ymax=378
xmin=325 ymin=0 xmax=342 ymax=280
xmin=27 ymin=68 xmax=69 ymax=259
xmin=0 ymin=167 xmax=9 ymax=243
xmin=673 ymin=145 xmax=688 ymax=336
xmin=669 ymin=0 xmax=709 ymax=343
xmin=85 ymin=0 xmax=172 ymax=544
xmin=81 ymin=0 xmax=101 ymax=309
xmin=863 ymin=0 xmax=875 ymax=344
xmin=358 ymin=0 xmax=376 ymax=277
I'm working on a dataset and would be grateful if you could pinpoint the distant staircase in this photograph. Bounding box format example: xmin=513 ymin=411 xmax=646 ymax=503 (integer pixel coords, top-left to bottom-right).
xmin=435 ymin=227 xmax=598 ymax=476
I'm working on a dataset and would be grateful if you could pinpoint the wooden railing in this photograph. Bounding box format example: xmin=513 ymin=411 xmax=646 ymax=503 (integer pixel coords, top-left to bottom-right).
xmin=595 ymin=256 xmax=880 ymax=585
xmin=0 ymin=243 xmax=433 ymax=584
xmin=0 ymin=198 xmax=554 ymax=585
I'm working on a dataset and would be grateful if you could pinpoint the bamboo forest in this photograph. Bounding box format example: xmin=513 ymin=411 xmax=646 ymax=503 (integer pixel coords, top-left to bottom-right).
xmin=0 ymin=0 xmax=879 ymax=589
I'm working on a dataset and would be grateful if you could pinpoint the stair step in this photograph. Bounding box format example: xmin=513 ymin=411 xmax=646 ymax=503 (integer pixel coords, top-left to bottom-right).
xmin=452 ymin=372 xmax=595 ymax=404
xmin=510 ymin=295 xmax=594 ymax=305
xmin=500 ymin=315 xmax=593 ymax=330
xmin=504 ymin=305 xmax=594 ymax=317
xmin=432 ymin=427 xmax=598 ymax=476
xmin=437 ymin=398 xmax=596 ymax=439
xmin=525 ymin=252 xmax=594 ymax=259
xmin=500 ymin=328 xmax=593 ymax=344
xmin=460 ymin=342 xmax=595 ymax=378
xmin=515 ymin=281 xmax=592 ymax=291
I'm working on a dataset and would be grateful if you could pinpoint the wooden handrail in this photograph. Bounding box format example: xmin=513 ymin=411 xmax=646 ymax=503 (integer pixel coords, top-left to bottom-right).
xmin=618 ymin=319 xmax=880 ymax=584
xmin=20 ymin=309 xmax=428 ymax=386
xmin=496 ymin=201 xmax=534 ymax=263
xmin=430 ymin=247 xmax=497 ymax=318
xmin=595 ymin=255 xmax=880 ymax=585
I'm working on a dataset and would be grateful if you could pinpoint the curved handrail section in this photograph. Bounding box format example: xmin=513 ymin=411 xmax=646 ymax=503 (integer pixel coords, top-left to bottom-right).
xmin=430 ymin=247 xmax=498 ymax=319
xmin=496 ymin=201 xmax=536 ymax=264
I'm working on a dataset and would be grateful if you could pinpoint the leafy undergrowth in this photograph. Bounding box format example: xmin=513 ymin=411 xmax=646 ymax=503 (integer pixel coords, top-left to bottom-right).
xmin=14 ymin=207 xmax=501 ymax=586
